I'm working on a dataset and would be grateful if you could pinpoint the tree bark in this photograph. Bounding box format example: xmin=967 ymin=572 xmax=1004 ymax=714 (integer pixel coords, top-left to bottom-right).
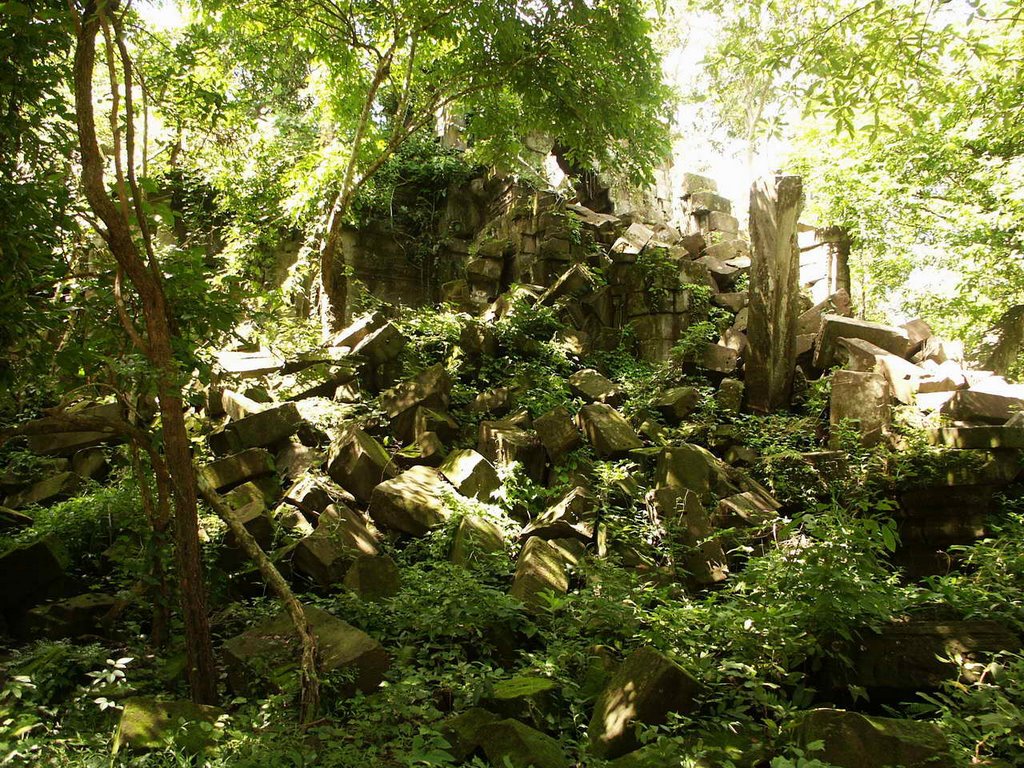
xmin=72 ymin=0 xmax=217 ymax=705
xmin=198 ymin=477 xmax=321 ymax=722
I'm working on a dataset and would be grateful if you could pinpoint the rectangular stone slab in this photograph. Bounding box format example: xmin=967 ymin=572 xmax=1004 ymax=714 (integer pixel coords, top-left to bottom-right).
xmin=927 ymin=426 xmax=1024 ymax=449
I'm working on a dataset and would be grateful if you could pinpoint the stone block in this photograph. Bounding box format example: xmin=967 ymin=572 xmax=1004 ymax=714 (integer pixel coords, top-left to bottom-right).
xmin=478 ymin=422 xmax=547 ymax=482
xmin=611 ymin=222 xmax=655 ymax=256
xmin=688 ymin=191 xmax=732 ymax=215
xmin=352 ymin=322 xmax=405 ymax=366
xmin=25 ymin=592 xmax=118 ymax=639
xmin=379 ymin=364 xmax=452 ymax=420
xmin=367 ymin=466 xmax=450 ymax=536
xmin=706 ymin=211 xmax=739 ymax=234
xmin=830 ymin=370 xmax=891 ymax=447
xmin=199 ymin=448 xmax=276 ymax=493
xmin=716 ymin=379 xmax=744 ymax=413
xmin=577 ymin=404 xmax=642 ymax=458
xmin=568 ymin=369 xmax=625 ymax=407
xmin=712 ymin=292 xmax=748 ymax=313
xmin=223 ymin=605 xmax=389 ymax=697
xmin=0 ymin=537 xmax=66 ymax=614
xmin=482 ymin=719 xmax=569 ymax=768
xmin=509 ymin=537 xmax=569 ymax=612
xmin=681 ymin=172 xmax=717 ymax=196
xmin=451 ymin=515 xmax=506 ymax=567
xmin=4 ymin=471 xmax=81 ymax=509
xmin=343 ymin=554 xmax=401 ymax=601
xmin=521 ymin=487 xmax=597 ymax=543
xmin=326 ymin=428 xmax=397 ymax=504
xmin=536 ymin=264 xmax=598 ymax=306
xmin=840 ymin=620 xmax=1020 ymax=699
xmin=533 ymin=407 xmax=582 ymax=462
xmin=652 ymin=387 xmax=700 ymax=423
xmin=439 ymin=449 xmax=500 ymax=502
xmin=941 ymin=389 xmax=1024 ymax=425
xmin=589 ymin=647 xmax=702 ymax=758
xmin=814 ymin=314 xmax=912 ymax=370
xmin=927 ymin=426 xmax=1024 ymax=449
xmin=649 ymin=487 xmax=727 ymax=586
xmin=292 ymin=504 xmax=379 ymax=587
xmin=113 ymin=698 xmax=223 ymax=754
xmin=794 ymin=709 xmax=953 ymax=768
xmin=213 ymin=402 xmax=303 ymax=454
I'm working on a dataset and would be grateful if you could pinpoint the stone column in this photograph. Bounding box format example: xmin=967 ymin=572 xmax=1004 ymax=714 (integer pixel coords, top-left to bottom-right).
xmin=746 ymin=174 xmax=803 ymax=413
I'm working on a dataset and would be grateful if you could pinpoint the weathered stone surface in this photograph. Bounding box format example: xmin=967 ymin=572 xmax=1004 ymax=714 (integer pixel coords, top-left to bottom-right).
xmin=367 ymin=465 xmax=450 ymax=536
xmin=794 ymin=709 xmax=953 ymax=768
xmin=380 ymin=363 xmax=452 ymax=420
xmin=510 ymin=537 xmax=569 ymax=611
xmin=681 ymin=172 xmax=717 ymax=196
xmin=293 ymin=504 xmax=378 ymax=587
xmin=25 ymin=592 xmax=118 ymax=639
xmin=842 ymin=620 xmax=1021 ymax=697
xmin=4 ymin=471 xmax=81 ymax=509
xmin=451 ymin=514 xmax=506 ymax=567
xmin=0 ymin=506 xmax=33 ymax=531
xmin=220 ymin=389 xmax=264 ymax=421
xmin=0 ymin=537 xmax=66 ymax=614
xmin=684 ymin=343 xmax=738 ymax=376
xmin=654 ymin=444 xmax=730 ymax=502
xmin=326 ymin=312 xmax=385 ymax=350
xmin=460 ymin=321 xmax=498 ymax=359
xmin=830 ymin=370 xmax=891 ymax=447
xmin=478 ymin=422 xmax=547 ymax=482
xmin=577 ymin=404 xmax=642 ymax=458
xmin=652 ymin=387 xmax=700 ymax=423
xmin=71 ymin=447 xmax=108 ymax=480
xmin=343 ymin=554 xmax=401 ymax=601
xmin=795 ymin=290 xmax=853 ymax=336
xmin=326 ymin=428 xmax=397 ymax=504
xmin=219 ymin=501 xmax=275 ymax=567
xmin=482 ymin=719 xmax=569 ymax=768
xmin=469 ymin=387 xmax=513 ymax=416
xmin=24 ymin=402 xmax=126 ymax=457
xmin=649 ymin=487 xmax=727 ymax=586
xmin=611 ymin=222 xmax=655 ymax=256
xmin=716 ymin=378 xmax=744 ymax=414
xmin=439 ymin=449 xmax=500 ymax=502
xmin=439 ymin=708 xmax=503 ymax=762
xmin=941 ymin=389 xmax=1024 ymax=425
xmin=482 ymin=675 xmax=559 ymax=725
xmin=216 ymin=348 xmax=283 ymax=377
xmin=536 ymin=263 xmax=598 ymax=306
xmin=113 ymin=698 xmax=223 ymax=754
xmin=927 ymin=426 xmax=1024 ymax=449
xmin=224 ymin=475 xmax=281 ymax=511
xmin=815 ymin=314 xmax=912 ymax=370
xmin=589 ymin=647 xmax=702 ymax=759
xmin=351 ymin=322 xmax=405 ymax=365
xmin=745 ymin=174 xmax=802 ymax=412
xmin=199 ymin=448 xmax=276 ymax=493
xmin=223 ymin=605 xmax=389 ymax=696
xmin=209 ymin=402 xmax=303 ymax=455
xmin=568 ymin=369 xmax=625 ymax=407
xmin=688 ymin=191 xmax=732 ymax=214
xmin=706 ymin=210 xmax=738 ymax=234
xmin=712 ymin=291 xmax=748 ymax=313
xmin=521 ymin=487 xmax=597 ymax=543
xmin=716 ymin=492 xmax=779 ymax=530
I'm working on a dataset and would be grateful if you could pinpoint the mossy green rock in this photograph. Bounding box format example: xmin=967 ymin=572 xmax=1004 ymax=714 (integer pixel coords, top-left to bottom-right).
xmin=481 ymin=718 xmax=569 ymax=768
xmin=589 ymin=647 xmax=703 ymax=759
xmin=222 ymin=605 xmax=389 ymax=697
xmin=113 ymin=698 xmax=223 ymax=753
xmin=343 ymin=554 xmax=401 ymax=601
xmin=450 ymin=514 xmax=505 ymax=567
xmin=482 ymin=675 xmax=558 ymax=721
xmin=794 ymin=709 xmax=954 ymax=768
xmin=439 ymin=707 xmax=501 ymax=761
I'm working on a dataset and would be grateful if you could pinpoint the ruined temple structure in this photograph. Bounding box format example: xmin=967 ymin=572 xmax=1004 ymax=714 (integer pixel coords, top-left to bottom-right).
xmin=4 ymin=169 xmax=1024 ymax=764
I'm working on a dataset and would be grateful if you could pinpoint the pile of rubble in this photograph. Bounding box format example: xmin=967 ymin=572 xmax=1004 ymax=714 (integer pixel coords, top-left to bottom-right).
xmin=1 ymin=170 xmax=1022 ymax=766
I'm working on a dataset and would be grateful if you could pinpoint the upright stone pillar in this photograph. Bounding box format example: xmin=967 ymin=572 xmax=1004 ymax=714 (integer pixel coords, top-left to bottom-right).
xmin=746 ymin=174 xmax=803 ymax=413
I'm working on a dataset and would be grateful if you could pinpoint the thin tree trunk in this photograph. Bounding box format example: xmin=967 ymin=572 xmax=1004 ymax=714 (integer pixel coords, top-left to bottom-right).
xmin=197 ymin=477 xmax=321 ymax=722
xmin=72 ymin=0 xmax=217 ymax=705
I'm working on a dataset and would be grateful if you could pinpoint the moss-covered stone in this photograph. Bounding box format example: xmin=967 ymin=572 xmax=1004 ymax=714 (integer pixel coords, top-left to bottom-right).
xmin=450 ymin=514 xmax=506 ymax=567
xmin=481 ymin=718 xmax=570 ymax=768
xmin=439 ymin=707 xmax=502 ymax=761
xmin=794 ymin=709 xmax=954 ymax=768
xmin=482 ymin=675 xmax=559 ymax=722
xmin=343 ymin=554 xmax=401 ymax=601
xmin=113 ymin=698 xmax=223 ymax=754
xmin=589 ymin=647 xmax=703 ymax=759
xmin=222 ymin=605 xmax=388 ymax=697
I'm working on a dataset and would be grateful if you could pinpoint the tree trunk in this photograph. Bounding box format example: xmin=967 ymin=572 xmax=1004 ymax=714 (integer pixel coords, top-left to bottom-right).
xmin=72 ymin=0 xmax=217 ymax=705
